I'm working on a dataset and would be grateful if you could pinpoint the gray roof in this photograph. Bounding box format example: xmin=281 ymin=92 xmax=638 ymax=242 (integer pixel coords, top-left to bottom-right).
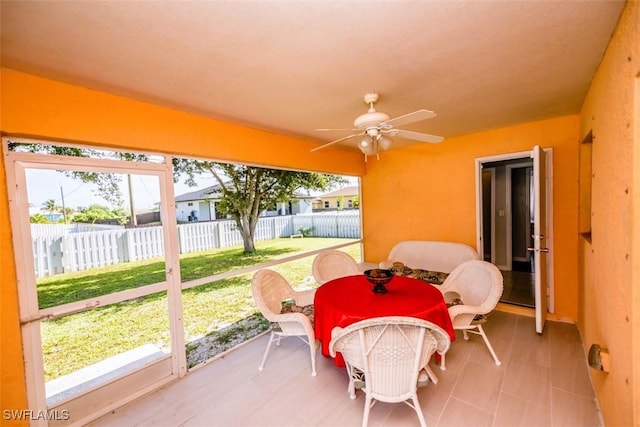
xmin=175 ymin=184 xmax=313 ymax=203
xmin=175 ymin=185 xmax=221 ymax=202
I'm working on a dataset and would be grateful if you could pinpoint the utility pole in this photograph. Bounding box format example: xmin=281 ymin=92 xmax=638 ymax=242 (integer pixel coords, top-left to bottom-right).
xmin=60 ymin=186 xmax=67 ymax=224
xmin=128 ymin=174 xmax=137 ymax=226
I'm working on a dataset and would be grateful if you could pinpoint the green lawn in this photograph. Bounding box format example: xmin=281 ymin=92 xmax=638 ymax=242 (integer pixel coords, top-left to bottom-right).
xmin=39 ymin=238 xmax=361 ymax=380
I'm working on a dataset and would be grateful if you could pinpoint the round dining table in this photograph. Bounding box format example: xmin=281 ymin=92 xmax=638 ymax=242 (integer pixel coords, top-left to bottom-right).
xmin=314 ymin=274 xmax=455 ymax=367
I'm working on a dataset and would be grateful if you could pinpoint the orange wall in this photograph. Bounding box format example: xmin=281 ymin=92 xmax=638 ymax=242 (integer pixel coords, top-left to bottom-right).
xmin=578 ymin=2 xmax=639 ymax=426
xmin=361 ymin=115 xmax=580 ymax=322
xmin=0 ymin=69 xmax=365 ymax=418
xmin=0 ymin=69 xmax=365 ymax=175
xmin=0 ymin=71 xmax=27 ymax=419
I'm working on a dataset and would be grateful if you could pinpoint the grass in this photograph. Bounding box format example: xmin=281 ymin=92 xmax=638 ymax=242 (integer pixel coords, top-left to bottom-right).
xmin=38 ymin=238 xmax=361 ymax=381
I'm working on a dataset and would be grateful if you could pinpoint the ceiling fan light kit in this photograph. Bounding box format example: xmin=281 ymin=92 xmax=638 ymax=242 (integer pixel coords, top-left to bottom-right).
xmin=378 ymin=135 xmax=392 ymax=150
xmin=312 ymin=92 xmax=444 ymax=159
xmin=360 ymin=141 xmax=376 ymax=157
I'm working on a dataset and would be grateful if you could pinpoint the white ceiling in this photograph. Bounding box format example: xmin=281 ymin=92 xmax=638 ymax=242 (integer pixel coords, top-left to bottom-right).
xmin=0 ymin=1 xmax=626 ymax=151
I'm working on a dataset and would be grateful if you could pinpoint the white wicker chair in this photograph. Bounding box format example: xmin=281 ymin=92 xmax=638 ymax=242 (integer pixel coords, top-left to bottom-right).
xmin=251 ymin=269 xmax=318 ymax=376
xmin=437 ymin=260 xmax=504 ymax=368
xmin=312 ymin=249 xmax=361 ymax=284
xmin=329 ymin=316 xmax=451 ymax=427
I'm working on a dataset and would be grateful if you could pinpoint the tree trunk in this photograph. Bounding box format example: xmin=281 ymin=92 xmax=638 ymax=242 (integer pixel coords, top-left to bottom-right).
xmin=242 ymin=236 xmax=256 ymax=254
xmin=237 ymin=214 xmax=257 ymax=254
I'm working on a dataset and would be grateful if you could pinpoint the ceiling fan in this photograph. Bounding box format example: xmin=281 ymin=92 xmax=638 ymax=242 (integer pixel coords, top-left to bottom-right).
xmin=311 ymin=92 xmax=444 ymax=159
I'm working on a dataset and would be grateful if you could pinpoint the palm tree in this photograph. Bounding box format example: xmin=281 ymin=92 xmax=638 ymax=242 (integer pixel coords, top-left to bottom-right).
xmin=41 ymin=199 xmax=60 ymax=217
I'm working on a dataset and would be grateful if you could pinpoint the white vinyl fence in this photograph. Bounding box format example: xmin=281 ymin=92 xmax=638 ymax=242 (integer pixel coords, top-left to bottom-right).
xmin=31 ymin=212 xmax=360 ymax=278
xmin=292 ymin=213 xmax=361 ymax=238
xmin=30 ymin=223 xmax=123 ymax=237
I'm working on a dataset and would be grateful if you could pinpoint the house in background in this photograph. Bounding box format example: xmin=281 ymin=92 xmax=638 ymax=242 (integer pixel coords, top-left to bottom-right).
xmin=175 ymin=185 xmax=226 ymax=222
xmin=31 ymin=211 xmax=64 ymax=222
xmin=175 ymin=185 xmax=314 ymax=222
xmin=313 ymin=185 xmax=359 ymax=211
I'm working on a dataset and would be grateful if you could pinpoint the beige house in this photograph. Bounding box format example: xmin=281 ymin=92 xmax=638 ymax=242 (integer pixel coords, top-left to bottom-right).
xmin=312 ymin=186 xmax=359 ymax=211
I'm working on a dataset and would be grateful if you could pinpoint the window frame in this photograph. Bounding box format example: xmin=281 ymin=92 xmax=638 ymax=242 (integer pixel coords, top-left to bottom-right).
xmin=3 ymin=136 xmax=363 ymax=424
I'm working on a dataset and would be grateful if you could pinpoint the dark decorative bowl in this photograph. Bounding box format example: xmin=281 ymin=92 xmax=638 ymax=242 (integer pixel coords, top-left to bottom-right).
xmin=364 ymin=269 xmax=394 ymax=293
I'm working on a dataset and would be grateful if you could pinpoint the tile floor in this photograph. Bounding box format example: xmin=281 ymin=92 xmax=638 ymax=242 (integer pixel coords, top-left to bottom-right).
xmin=500 ymin=270 xmax=535 ymax=308
xmin=88 ymin=311 xmax=601 ymax=427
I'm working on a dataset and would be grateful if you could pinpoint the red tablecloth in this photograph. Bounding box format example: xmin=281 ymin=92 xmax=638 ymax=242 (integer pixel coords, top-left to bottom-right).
xmin=314 ymin=274 xmax=455 ymax=366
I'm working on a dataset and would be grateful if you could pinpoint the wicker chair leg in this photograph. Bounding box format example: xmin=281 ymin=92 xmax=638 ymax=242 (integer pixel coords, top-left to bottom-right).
xmin=309 ymin=341 xmax=317 ymax=376
xmin=424 ymin=365 xmax=439 ymax=384
xmin=477 ymin=324 xmax=501 ymax=365
xmin=258 ymin=331 xmax=276 ymax=371
xmin=362 ymin=395 xmax=373 ymax=427
xmin=344 ymin=365 xmax=357 ymax=398
xmin=412 ymin=395 xmax=427 ymax=427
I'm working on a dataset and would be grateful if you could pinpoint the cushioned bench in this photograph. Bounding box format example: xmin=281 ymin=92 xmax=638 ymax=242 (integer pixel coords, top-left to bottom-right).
xmin=379 ymin=240 xmax=481 ymax=274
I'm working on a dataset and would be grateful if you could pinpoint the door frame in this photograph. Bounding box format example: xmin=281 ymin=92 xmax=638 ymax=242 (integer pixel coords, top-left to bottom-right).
xmin=474 ymin=149 xmax=555 ymax=313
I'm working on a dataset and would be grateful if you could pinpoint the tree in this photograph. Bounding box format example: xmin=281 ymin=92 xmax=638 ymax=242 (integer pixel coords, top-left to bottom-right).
xmin=71 ymin=204 xmax=128 ymax=224
xmin=41 ymin=199 xmax=59 ymax=215
xmin=11 ymin=142 xmax=346 ymax=253
xmin=173 ymin=160 xmax=345 ymax=253
xmin=10 ymin=142 xmax=130 ymax=206
xmin=61 ymin=207 xmax=76 ymax=220
xmin=30 ymin=213 xmax=49 ymax=224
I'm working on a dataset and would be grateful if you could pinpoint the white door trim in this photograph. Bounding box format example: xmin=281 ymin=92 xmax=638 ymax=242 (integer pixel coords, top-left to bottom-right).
xmin=475 ymin=149 xmax=554 ymax=314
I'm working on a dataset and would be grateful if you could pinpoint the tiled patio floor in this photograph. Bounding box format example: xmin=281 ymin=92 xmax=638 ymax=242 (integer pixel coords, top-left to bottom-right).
xmin=89 ymin=311 xmax=601 ymax=427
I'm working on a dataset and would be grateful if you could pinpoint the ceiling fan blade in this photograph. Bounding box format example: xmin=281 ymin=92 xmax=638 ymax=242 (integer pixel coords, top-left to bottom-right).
xmin=310 ymin=133 xmax=363 ymax=152
xmin=390 ymin=129 xmax=444 ymax=143
xmin=383 ymin=109 xmax=436 ymax=127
